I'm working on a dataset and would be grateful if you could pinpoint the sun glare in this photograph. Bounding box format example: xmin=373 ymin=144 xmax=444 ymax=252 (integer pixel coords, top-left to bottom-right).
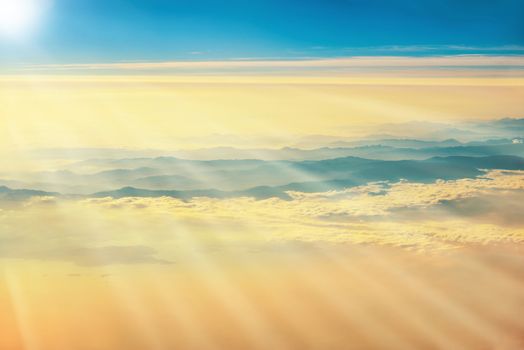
xmin=0 ymin=0 xmax=48 ymax=39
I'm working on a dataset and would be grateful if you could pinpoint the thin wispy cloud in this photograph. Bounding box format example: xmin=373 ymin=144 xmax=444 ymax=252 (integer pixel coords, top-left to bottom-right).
xmin=19 ymin=55 xmax=524 ymax=73
xmin=341 ymin=44 xmax=524 ymax=53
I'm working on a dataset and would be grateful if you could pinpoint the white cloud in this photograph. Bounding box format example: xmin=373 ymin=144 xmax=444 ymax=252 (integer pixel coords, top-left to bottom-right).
xmin=20 ymin=55 xmax=524 ymax=72
xmin=1 ymin=170 xmax=522 ymax=265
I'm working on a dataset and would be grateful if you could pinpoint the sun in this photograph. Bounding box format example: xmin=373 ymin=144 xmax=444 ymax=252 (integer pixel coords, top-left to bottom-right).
xmin=0 ymin=0 xmax=49 ymax=39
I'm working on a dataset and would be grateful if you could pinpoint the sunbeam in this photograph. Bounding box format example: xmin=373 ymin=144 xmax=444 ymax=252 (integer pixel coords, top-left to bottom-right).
xmin=1 ymin=1 xmax=524 ymax=347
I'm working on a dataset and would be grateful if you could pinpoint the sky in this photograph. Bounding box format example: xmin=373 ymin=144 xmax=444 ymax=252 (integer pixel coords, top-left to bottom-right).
xmin=1 ymin=0 xmax=524 ymax=64
xmin=1 ymin=1 xmax=523 ymax=154
xmin=0 ymin=0 xmax=523 ymax=156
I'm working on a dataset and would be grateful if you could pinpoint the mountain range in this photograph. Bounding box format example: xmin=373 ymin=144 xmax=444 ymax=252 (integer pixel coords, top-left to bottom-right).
xmin=1 ymin=155 xmax=523 ymax=201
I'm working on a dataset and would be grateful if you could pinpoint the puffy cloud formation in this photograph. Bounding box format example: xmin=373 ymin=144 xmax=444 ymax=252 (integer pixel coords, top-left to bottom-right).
xmin=1 ymin=171 xmax=524 ymax=350
xmin=0 ymin=170 xmax=522 ymax=266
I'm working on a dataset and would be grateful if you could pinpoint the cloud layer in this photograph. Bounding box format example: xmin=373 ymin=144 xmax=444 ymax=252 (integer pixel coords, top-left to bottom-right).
xmin=21 ymin=55 xmax=524 ymax=73
xmin=1 ymin=170 xmax=523 ymax=266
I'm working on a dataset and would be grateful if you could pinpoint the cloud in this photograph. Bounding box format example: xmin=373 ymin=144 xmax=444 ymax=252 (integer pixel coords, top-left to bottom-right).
xmin=342 ymin=45 xmax=524 ymax=53
xmin=393 ymin=190 xmax=524 ymax=227
xmin=64 ymin=246 xmax=171 ymax=266
xmin=286 ymin=170 xmax=524 ymax=214
xmin=0 ymin=170 xmax=523 ymax=266
xmin=18 ymin=55 xmax=524 ymax=73
xmin=0 ymin=244 xmax=169 ymax=266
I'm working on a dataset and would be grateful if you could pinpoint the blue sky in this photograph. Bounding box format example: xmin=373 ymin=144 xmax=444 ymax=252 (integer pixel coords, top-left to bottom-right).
xmin=1 ymin=0 xmax=524 ymax=63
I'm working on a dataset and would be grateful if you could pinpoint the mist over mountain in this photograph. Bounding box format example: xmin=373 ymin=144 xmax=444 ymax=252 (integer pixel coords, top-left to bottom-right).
xmin=352 ymin=118 xmax=524 ymax=143
xmin=2 ymin=140 xmax=523 ymax=194
xmin=23 ymin=118 xmax=524 ymax=162
xmin=1 ymin=118 xmax=522 ymax=197
xmin=90 ymin=155 xmax=524 ymax=200
xmin=2 ymin=155 xmax=522 ymax=202
xmin=52 ymin=138 xmax=524 ymax=167
xmin=0 ymin=186 xmax=58 ymax=201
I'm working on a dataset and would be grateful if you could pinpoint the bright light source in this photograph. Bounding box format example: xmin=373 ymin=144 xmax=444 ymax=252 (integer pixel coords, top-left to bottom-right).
xmin=0 ymin=0 xmax=49 ymax=39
